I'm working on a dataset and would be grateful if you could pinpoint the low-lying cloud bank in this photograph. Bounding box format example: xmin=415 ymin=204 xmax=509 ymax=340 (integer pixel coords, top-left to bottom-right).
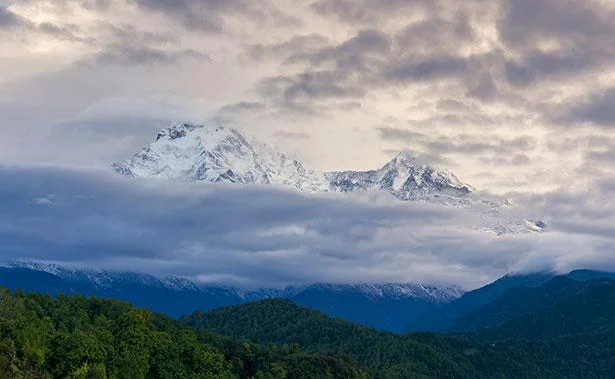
xmin=1 ymin=166 xmax=614 ymax=289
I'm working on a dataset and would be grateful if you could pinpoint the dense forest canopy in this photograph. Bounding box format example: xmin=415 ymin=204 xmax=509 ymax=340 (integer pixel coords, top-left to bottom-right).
xmin=185 ymin=279 xmax=615 ymax=379
xmin=3 ymin=277 xmax=615 ymax=378
xmin=0 ymin=288 xmax=367 ymax=379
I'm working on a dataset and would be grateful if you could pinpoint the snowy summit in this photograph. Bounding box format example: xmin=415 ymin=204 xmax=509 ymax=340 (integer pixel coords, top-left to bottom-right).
xmin=113 ymin=122 xmax=473 ymax=201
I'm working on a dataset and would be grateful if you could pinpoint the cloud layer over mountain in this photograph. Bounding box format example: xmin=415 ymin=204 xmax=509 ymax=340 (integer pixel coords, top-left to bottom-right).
xmin=1 ymin=165 xmax=614 ymax=289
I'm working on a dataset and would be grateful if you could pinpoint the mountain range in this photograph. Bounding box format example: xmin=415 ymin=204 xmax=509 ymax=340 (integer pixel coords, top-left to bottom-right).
xmin=183 ymin=274 xmax=615 ymax=378
xmin=0 ymin=122 xmax=564 ymax=332
xmin=10 ymin=276 xmax=615 ymax=378
xmin=3 ymin=266 xmax=615 ymax=378
xmin=112 ymin=121 xmax=546 ymax=235
xmin=0 ymin=120 xmax=556 ymax=331
xmin=0 ymin=262 xmax=461 ymax=332
xmin=5 ymin=262 xmax=614 ymax=334
xmin=112 ymin=122 xmax=473 ymax=201
xmin=0 ymin=121 xmax=558 ymax=333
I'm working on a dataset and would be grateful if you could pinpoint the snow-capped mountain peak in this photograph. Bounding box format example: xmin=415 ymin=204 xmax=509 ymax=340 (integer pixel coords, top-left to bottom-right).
xmin=111 ymin=121 xmax=544 ymax=234
xmin=113 ymin=121 xmax=472 ymax=201
xmin=380 ymin=150 xmax=472 ymax=198
xmin=325 ymin=150 xmax=472 ymax=201
xmin=113 ymin=122 xmax=328 ymax=191
xmin=385 ymin=150 xmax=470 ymax=192
xmin=386 ymin=149 xmax=424 ymax=169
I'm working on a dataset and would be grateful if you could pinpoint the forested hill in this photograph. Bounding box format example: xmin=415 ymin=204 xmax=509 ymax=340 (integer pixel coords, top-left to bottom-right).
xmin=184 ymin=299 xmax=479 ymax=378
xmin=4 ymin=277 xmax=615 ymax=379
xmin=184 ymin=297 xmax=615 ymax=378
xmin=0 ymin=288 xmax=368 ymax=378
xmin=459 ymin=277 xmax=615 ymax=340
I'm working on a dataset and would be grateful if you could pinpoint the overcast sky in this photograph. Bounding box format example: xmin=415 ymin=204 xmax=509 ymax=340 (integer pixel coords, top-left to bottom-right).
xmin=2 ymin=0 xmax=615 ymax=288
xmin=3 ymin=0 xmax=615 ymax=193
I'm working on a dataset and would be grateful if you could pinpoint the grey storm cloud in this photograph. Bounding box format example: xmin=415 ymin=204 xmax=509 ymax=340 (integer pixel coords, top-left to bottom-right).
xmin=405 ymin=110 xmax=525 ymax=128
xmin=498 ymin=0 xmax=615 ymax=87
xmin=545 ymin=134 xmax=614 ymax=154
xmin=74 ymin=22 xmax=213 ymax=66
xmin=252 ymin=27 xmax=495 ymax=114
xmin=510 ymin=189 xmax=615 ymax=242
xmin=378 ymin=126 xmax=536 ymax=157
xmin=394 ymin=14 xmax=476 ymax=52
xmin=293 ymin=29 xmax=391 ymax=67
xmin=134 ymin=0 xmax=298 ymax=32
xmin=1 ymin=8 xmax=208 ymax=67
xmin=232 ymin=0 xmax=615 ymax=125
xmin=0 ymin=6 xmax=23 ymax=27
xmin=503 ymin=50 xmax=606 ymax=88
xmin=255 ymin=70 xmax=367 ymax=117
xmin=36 ymin=22 xmax=92 ymax=43
xmin=0 ymin=166 xmax=501 ymax=287
xmin=586 ymin=148 xmax=615 ymax=164
xmin=2 ymin=166 xmax=615 ymax=288
xmin=245 ymin=34 xmax=330 ymax=62
xmin=382 ymin=54 xmax=469 ymax=82
xmin=429 ymin=135 xmax=537 ymax=154
xmin=309 ymin=0 xmax=439 ymax=26
xmin=134 ymin=0 xmax=228 ymax=32
xmin=91 ymin=45 xmax=209 ymax=66
xmin=251 ymin=23 xmax=504 ymax=116
xmin=478 ymin=154 xmax=531 ymax=167
xmin=217 ymin=101 xmax=266 ymax=114
xmin=8 ymin=0 xmax=615 ymax=135
xmin=96 ymin=22 xmax=177 ymax=46
xmin=435 ymin=99 xmax=480 ymax=113
xmin=498 ymin=0 xmax=615 ymax=49
xmin=555 ymin=88 xmax=615 ymax=128
xmin=378 ymin=126 xmax=428 ymax=143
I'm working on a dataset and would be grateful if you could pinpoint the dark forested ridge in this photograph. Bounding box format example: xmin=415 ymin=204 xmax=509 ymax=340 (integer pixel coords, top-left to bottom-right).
xmin=0 ymin=288 xmax=367 ymax=378
xmin=461 ymin=277 xmax=615 ymax=340
xmin=0 ymin=267 xmax=448 ymax=331
xmin=184 ymin=299 xmax=480 ymax=378
xmin=184 ymin=294 xmax=615 ymax=378
xmin=411 ymin=269 xmax=615 ymax=332
xmin=4 ymin=272 xmax=615 ymax=378
xmin=410 ymin=272 xmax=555 ymax=331
xmin=4 ymin=266 xmax=613 ymax=335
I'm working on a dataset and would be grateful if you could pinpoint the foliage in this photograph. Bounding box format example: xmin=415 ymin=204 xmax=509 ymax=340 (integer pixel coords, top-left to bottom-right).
xmin=5 ymin=276 xmax=615 ymax=379
xmin=460 ymin=278 xmax=615 ymax=340
xmin=184 ymin=298 xmax=615 ymax=378
xmin=0 ymin=288 xmax=367 ymax=379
